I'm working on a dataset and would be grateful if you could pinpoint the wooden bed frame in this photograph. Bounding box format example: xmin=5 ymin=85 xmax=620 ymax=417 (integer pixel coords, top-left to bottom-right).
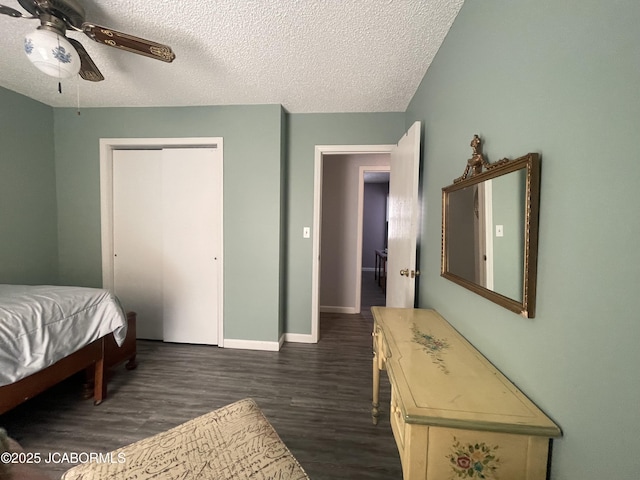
xmin=0 ymin=312 xmax=137 ymax=415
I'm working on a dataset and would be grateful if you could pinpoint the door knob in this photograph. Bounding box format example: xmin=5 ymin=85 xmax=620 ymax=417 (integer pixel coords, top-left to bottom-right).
xmin=400 ymin=269 xmax=409 ymax=277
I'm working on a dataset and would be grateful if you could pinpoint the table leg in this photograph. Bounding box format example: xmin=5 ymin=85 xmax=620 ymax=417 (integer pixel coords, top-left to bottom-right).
xmin=372 ymin=330 xmax=380 ymax=425
xmin=372 ymin=353 xmax=380 ymax=425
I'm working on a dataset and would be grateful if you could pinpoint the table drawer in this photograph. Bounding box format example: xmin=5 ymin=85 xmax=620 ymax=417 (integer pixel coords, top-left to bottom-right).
xmin=425 ymin=427 xmax=550 ymax=480
xmin=373 ymin=324 xmax=391 ymax=370
xmin=389 ymin=386 xmax=406 ymax=453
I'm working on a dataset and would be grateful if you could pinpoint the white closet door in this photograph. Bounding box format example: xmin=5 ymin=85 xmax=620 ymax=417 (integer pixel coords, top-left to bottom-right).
xmin=113 ymin=150 xmax=164 ymax=340
xmin=112 ymin=147 xmax=222 ymax=345
xmin=161 ymin=148 xmax=221 ymax=345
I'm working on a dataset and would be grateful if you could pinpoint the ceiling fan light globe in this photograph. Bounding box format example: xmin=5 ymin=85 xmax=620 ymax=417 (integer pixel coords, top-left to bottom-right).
xmin=24 ymin=28 xmax=80 ymax=79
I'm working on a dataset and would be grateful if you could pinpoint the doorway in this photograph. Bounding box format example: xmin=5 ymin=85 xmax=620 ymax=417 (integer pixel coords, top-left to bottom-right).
xmin=362 ymin=168 xmax=390 ymax=296
xmin=311 ymin=145 xmax=394 ymax=343
xmin=311 ymin=122 xmax=422 ymax=342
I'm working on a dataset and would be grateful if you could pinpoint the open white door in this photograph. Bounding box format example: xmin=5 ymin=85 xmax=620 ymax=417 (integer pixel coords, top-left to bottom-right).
xmin=386 ymin=121 xmax=421 ymax=308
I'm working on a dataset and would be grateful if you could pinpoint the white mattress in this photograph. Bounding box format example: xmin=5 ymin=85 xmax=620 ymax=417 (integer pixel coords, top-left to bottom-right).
xmin=0 ymin=285 xmax=128 ymax=387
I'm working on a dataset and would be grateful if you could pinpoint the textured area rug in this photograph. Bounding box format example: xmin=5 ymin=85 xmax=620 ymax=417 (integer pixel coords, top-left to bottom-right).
xmin=61 ymin=398 xmax=309 ymax=479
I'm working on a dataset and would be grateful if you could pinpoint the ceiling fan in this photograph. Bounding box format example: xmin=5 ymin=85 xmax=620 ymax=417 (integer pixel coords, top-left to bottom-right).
xmin=0 ymin=0 xmax=175 ymax=82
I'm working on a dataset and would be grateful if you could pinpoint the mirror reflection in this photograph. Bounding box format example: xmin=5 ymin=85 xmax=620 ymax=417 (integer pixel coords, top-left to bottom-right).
xmin=441 ymin=138 xmax=540 ymax=317
xmin=446 ymin=169 xmax=526 ymax=301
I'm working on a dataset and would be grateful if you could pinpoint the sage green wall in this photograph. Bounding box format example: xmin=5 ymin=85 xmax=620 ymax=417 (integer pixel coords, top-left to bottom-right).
xmin=0 ymin=87 xmax=58 ymax=284
xmin=53 ymin=105 xmax=284 ymax=343
xmin=406 ymin=1 xmax=639 ymax=479
xmin=285 ymin=113 xmax=405 ymax=335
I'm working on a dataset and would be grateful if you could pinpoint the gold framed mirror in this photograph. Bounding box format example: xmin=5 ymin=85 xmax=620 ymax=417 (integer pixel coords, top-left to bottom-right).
xmin=441 ymin=136 xmax=541 ymax=317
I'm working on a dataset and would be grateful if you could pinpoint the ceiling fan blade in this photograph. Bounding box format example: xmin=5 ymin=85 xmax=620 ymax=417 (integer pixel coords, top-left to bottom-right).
xmin=0 ymin=4 xmax=28 ymax=17
xmin=81 ymin=23 xmax=175 ymax=63
xmin=67 ymin=37 xmax=104 ymax=82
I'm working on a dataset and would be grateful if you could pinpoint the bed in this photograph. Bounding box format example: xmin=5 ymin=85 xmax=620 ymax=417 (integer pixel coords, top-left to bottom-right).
xmin=0 ymin=285 xmax=137 ymax=415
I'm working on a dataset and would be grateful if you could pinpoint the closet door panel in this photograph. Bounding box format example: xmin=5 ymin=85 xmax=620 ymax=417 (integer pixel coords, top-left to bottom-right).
xmin=112 ymin=150 xmax=164 ymax=340
xmin=161 ymin=148 xmax=220 ymax=345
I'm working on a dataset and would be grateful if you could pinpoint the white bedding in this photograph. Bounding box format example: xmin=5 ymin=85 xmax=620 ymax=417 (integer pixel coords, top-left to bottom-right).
xmin=0 ymin=285 xmax=128 ymax=387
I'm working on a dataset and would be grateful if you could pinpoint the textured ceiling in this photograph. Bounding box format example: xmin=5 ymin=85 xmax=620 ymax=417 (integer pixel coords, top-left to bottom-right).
xmin=0 ymin=0 xmax=464 ymax=113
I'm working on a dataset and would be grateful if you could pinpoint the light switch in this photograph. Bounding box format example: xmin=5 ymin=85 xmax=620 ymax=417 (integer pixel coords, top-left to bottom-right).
xmin=303 ymin=227 xmax=311 ymax=238
xmin=496 ymin=225 xmax=504 ymax=237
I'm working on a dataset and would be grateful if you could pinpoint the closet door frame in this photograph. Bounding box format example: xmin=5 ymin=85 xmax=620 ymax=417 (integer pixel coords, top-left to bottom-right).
xmin=99 ymin=137 xmax=224 ymax=347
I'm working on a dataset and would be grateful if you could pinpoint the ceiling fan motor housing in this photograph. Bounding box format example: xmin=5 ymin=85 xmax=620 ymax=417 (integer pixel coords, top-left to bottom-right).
xmin=38 ymin=13 xmax=67 ymax=35
xmin=18 ymin=0 xmax=85 ymax=28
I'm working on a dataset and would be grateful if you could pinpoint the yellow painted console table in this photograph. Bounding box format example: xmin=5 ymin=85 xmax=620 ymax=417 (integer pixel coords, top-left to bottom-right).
xmin=372 ymin=307 xmax=561 ymax=480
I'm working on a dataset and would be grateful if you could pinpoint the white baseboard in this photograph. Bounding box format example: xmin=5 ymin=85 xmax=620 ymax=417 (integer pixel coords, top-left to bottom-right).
xmin=284 ymin=333 xmax=316 ymax=343
xmin=320 ymin=305 xmax=358 ymax=314
xmin=223 ymin=338 xmax=281 ymax=352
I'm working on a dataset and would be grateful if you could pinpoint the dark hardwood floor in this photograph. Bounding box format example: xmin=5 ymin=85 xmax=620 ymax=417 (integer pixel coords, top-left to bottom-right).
xmin=0 ymin=271 xmax=400 ymax=479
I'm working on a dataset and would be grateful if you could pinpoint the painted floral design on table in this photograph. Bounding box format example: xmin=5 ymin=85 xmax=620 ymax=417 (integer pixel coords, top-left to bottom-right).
xmin=447 ymin=437 xmax=501 ymax=479
xmin=411 ymin=323 xmax=450 ymax=374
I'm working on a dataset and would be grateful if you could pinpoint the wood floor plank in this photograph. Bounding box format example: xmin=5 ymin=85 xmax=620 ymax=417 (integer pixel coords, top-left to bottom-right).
xmin=0 ymin=272 xmax=401 ymax=479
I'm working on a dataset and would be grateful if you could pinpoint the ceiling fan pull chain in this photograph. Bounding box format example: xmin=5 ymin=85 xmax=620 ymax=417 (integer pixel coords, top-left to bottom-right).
xmin=76 ymin=76 xmax=81 ymax=115
xmin=57 ymin=34 xmax=62 ymax=94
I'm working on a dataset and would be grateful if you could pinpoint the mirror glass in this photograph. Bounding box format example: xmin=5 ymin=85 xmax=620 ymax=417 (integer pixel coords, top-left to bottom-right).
xmin=442 ymin=152 xmax=540 ymax=317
